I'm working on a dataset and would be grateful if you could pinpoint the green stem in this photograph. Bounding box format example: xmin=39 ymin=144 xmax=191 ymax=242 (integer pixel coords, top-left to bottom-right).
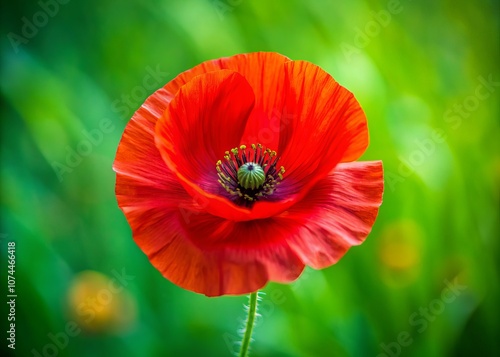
xmin=239 ymin=292 xmax=258 ymax=357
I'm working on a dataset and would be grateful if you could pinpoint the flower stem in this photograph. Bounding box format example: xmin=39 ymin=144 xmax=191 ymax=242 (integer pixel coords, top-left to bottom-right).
xmin=239 ymin=292 xmax=258 ymax=357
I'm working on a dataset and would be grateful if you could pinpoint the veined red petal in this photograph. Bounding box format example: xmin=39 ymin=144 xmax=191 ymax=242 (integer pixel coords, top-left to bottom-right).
xmin=113 ymin=85 xmax=195 ymax=211
xmin=129 ymin=160 xmax=381 ymax=296
xmin=162 ymin=52 xmax=291 ymax=150
xmin=155 ymin=69 xmax=255 ymax=195
xmin=177 ymin=212 xmax=305 ymax=284
xmin=284 ymin=160 xmax=384 ymax=268
xmin=113 ymin=87 xmax=170 ymax=185
xmin=122 ymin=205 xmax=265 ymax=296
xmin=277 ymin=60 xmax=369 ymax=197
xmin=126 ymin=204 xmax=304 ymax=296
xmin=219 ymin=52 xmax=290 ymax=149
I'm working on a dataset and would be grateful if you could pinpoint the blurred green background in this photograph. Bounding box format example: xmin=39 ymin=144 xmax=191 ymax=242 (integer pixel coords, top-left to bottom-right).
xmin=1 ymin=0 xmax=499 ymax=356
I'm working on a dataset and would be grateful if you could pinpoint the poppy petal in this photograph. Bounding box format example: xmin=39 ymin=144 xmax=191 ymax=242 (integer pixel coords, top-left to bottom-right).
xmin=218 ymin=52 xmax=290 ymax=149
xmin=177 ymin=212 xmax=306 ymax=284
xmin=277 ymin=60 xmax=369 ymax=197
xmin=162 ymin=52 xmax=291 ymax=150
xmin=114 ymin=85 xmax=194 ymax=208
xmin=284 ymin=160 xmax=383 ymax=268
xmin=155 ymin=69 xmax=255 ymax=195
xmin=121 ymin=205 xmax=265 ymax=296
xmin=126 ymin=204 xmax=304 ymax=296
xmin=127 ymin=160 xmax=381 ymax=295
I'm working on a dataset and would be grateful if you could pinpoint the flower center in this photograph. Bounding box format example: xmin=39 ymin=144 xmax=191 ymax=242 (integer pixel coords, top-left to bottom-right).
xmin=216 ymin=144 xmax=285 ymax=206
xmin=237 ymin=163 xmax=265 ymax=190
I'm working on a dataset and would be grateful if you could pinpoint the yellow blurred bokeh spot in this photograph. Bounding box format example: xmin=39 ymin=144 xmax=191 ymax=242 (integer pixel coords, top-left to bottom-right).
xmin=378 ymin=220 xmax=423 ymax=286
xmin=66 ymin=270 xmax=137 ymax=333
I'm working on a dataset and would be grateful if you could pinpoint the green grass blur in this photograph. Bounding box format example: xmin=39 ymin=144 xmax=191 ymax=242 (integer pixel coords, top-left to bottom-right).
xmin=1 ymin=0 xmax=499 ymax=356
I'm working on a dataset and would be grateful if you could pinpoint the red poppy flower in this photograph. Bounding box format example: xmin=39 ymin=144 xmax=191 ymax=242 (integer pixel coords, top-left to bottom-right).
xmin=113 ymin=52 xmax=383 ymax=297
